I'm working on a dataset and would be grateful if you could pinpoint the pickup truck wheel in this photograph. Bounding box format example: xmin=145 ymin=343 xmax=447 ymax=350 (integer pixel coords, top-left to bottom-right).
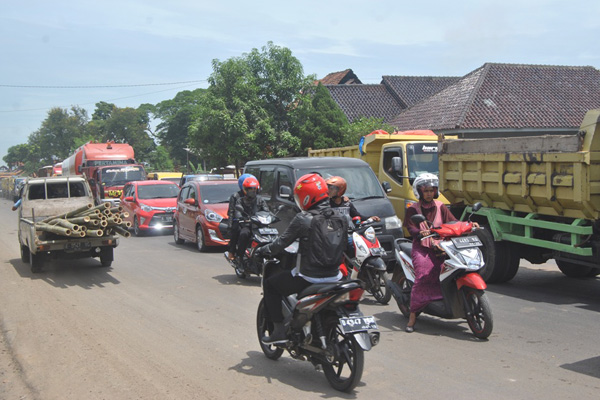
xmin=21 ymin=245 xmax=30 ymax=264
xmin=475 ymin=226 xmax=510 ymax=284
xmin=30 ymin=252 xmax=45 ymax=273
xmin=99 ymin=247 xmax=114 ymax=268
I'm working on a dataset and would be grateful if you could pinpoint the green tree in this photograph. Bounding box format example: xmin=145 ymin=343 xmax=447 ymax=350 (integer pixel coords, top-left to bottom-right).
xmin=30 ymin=106 xmax=89 ymax=165
xmin=146 ymin=145 xmax=174 ymax=171
xmin=189 ymin=42 xmax=312 ymax=171
xmin=154 ymin=89 xmax=206 ymax=168
xmin=291 ymin=82 xmax=350 ymax=153
xmin=346 ymin=117 xmax=397 ymax=144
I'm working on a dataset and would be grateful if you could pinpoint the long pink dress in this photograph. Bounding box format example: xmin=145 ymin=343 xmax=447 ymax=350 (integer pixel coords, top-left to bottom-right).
xmin=405 ymin=200 xmax=456 ymax=313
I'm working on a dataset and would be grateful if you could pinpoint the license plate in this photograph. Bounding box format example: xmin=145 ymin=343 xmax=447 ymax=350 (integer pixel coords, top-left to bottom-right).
xmin=162 ymin=215 xmax=173 ymax=223
xmin=370 ymin=247 xmax=386 ymax=256
xmin=339 ymin=316 xmax=378 ymax=333
xmin=259 ymin=227 xmax=278 ymax=235
xmin=451 ymin=235 xmax=483 ymax=249
xmin=64 ymin=241 xmax=92 ymax=251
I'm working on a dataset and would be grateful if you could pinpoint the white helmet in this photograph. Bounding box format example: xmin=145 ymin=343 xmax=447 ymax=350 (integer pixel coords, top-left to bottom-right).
xmin=413 ymin=173 xmax=439 ymax=200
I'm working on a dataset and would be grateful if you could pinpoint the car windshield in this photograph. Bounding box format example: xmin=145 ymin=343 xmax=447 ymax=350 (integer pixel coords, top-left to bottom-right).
xmin=297 ymin=166 xmax=384 ymax=200
xmin=199 ymin=183 xmax=238 ymax=204
xmin=406 ymin=143 xmax=439 ymax=184
xmin=137 ymin=184 xmax=179 ymax=199
xmin=101 ymin=166 xmax=145 ymax=186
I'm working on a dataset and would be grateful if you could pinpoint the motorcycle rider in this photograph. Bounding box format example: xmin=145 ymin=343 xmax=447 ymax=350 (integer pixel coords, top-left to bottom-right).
xmin=228 ymin=175 xmax=269 ymax=262
xmin=256 ymin=173 xmax=348 ymax=344
xmin=226 ymin=173 xmax=254 ymax=261
xmin=404 ymin=173 xmax=472 ymax=332
xmin=325 ymin=176 xmax=380 ymax=223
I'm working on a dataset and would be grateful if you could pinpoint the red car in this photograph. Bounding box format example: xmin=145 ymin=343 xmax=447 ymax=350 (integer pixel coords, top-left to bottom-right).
xmin=120 ymin=180 xmax=180 ymax=236
xmin=173 ymin=179 xmax=238 ymax=251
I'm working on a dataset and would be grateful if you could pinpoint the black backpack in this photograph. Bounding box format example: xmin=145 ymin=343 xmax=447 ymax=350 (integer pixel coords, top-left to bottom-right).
xmin=306 ymin=208 xmax=348 ymax=268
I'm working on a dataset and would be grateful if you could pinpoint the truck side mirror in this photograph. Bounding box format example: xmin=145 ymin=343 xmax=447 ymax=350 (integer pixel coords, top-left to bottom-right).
xmin=279 ymin=185 xmax=292 ymax=199
xmin=89 ymin=179 xmax=96 ymax=186
xmin=391 ymin=157 xmax=402 ymax=172
xmin=381 ymin=181 xmax=392 ymax=193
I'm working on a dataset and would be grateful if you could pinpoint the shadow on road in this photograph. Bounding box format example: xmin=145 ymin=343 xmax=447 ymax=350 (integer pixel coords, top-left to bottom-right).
xmin=212 ymin=273 xmax=261 ymax=287
xmin=230 ymin=350 xmax=363 ymax=398
xmin=373 ymin=310 xmax=488 ymax=342
xmin=9 ymin=258 xmax=120 ymax=289
xmin=486 ymin=266 xmax=600 ymax=313
xmin=561 ymin=356 xmax=600 ymax=379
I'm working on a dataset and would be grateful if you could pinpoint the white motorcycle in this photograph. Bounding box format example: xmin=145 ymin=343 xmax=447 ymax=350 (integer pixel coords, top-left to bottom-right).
xmin=388 ymin=203 xmax=494 ymax=339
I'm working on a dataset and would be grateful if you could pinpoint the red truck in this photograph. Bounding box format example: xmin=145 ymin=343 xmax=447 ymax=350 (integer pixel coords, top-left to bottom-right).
xmin=62 ymin=141 xmax=146 ymax=205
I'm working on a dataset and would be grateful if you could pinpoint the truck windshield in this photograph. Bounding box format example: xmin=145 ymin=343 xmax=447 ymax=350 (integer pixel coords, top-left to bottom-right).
xmin=406 ymin=143 xmax=439 ymax=184
xmin=101 ymin=166 xmax=145 ymax=186
xmin=297 ymin=166 xmax=384 ymax=200
xmin=137 ymin=184 xmax=179 ymax=200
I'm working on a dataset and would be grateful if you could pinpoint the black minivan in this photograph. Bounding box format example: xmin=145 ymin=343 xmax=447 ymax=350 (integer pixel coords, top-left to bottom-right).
xmin=244 ymin=157 xmax=403 ymax=268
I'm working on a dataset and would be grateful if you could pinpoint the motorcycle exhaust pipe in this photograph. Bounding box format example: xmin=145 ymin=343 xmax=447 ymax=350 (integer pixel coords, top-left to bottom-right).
xmin=370 ymin=332 xmax=380 ymax=346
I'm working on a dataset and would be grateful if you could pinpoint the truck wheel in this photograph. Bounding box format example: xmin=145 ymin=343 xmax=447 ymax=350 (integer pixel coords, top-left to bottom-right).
xmin=475 ymin=226 xmax=511 ymax=284
xmin=556 ymin=259 xmax=593 ymax=278
xmin=99 ymin=247 xmax=114 ymax=268
xmin=497 ymin=243 xmax=520 ymax=283
xmin=30 ymin=252 xmax=45 ymax=273
xmin=21 ymin=245 xmax=30 ymax=264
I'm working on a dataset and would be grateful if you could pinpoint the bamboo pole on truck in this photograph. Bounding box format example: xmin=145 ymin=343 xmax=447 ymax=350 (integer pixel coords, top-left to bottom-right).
xmin=66 ymin=216 xmax=91 ymax=224
xmin=41 ymin=203 xmax=93 ymax=223
xmin=48 ymin=219 xmax=81 ymax=232
xmin=68 ymin=230 xmax=86 ymax=238
xmin=36 ymin=222 xmax=72 ymax=236
xmin=112 ymin=226 xmax=131 ymax=238
xmin=85 ymin=229 xmax=104 ymax=237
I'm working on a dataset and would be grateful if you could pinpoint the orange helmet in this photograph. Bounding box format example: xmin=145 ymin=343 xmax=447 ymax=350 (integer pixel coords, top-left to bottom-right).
xmin=294 ymin=173 xmax=329 ymax=211
xmin=325 ymin=176 xmax=347 ymax=198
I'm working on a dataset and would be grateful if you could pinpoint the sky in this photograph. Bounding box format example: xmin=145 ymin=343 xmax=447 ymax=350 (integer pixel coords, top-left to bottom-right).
xmin=1 ymin=0 xmax=599 ymax=164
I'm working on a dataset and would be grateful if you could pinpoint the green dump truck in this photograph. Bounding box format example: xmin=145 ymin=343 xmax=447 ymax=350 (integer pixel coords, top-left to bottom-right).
xmin=439 ymin=109 xmax=600 ymax=282
xmin=308 ymin=130 xmax=452 ymax=232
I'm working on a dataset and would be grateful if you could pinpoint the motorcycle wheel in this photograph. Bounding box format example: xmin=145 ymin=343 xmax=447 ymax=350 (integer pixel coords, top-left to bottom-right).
xmin=369 ymin=270 xmax=392 ymax=305
xmin=256 ymin=298 xmax=284 ymax=360
xmin=321 ymin=318 xmax=364 ymax=393
xmin=391 ymin=276 xmax=412 ymax=318
xmin=463 ymin=288 xmax=493 ymax=339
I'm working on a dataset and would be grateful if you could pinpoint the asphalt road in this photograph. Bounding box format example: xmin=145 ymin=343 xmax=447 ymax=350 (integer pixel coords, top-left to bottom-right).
xmin=1 ymin=198 xmax=599 ymax=399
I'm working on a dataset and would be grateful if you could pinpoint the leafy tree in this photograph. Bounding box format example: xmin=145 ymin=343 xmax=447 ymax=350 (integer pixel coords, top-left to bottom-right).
xmin=291 ymin=82 xmax=350 ymax=153
xmin=154 ymin=89 xmax=206 ymax=168
xmin=146 ymin=145 xmax=174 ymax=171
xmin=30 ymin=106 xmax=89 ymax=165
xmin=3 ymin=143 xmax=38 ymax=172
xmin=189 ymin=42 xmax=312 ymax=171
xmin=346 ymin=117 xmax=397 ymax=144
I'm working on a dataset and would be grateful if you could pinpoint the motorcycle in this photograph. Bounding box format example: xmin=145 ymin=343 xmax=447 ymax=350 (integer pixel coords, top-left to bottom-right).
xmin=344 ymin=216 xmax=391 ymax=304
xmin=223 ymin=209 xmax=280 ymax=279
xmin=388 ymin=202 xmax=494 ymax=339
xmin=256 ymin=242 xmax=380 ymax=393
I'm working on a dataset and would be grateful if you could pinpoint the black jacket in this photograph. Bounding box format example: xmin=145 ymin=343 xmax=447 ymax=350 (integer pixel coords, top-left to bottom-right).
xmin=231 ymin=193 xmax=269 ymax=221
xmin=262 ymin=201 xmax=343 ymax=279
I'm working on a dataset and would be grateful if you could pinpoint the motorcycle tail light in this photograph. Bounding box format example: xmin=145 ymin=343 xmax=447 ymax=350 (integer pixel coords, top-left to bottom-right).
xmin=349 ymin=288 xmax=364 ymax=302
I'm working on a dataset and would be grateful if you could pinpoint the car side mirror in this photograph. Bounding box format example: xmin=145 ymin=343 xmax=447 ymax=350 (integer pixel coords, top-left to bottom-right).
xmin=124 ymin=196 xmax=134 ymax=202
xmin=184 ymin=198 xmax=196 ymax=206
xmin=279 ymin=185 xmax=292 ymax=199
xmin=381 ymin=181 xmax=392 ymax=193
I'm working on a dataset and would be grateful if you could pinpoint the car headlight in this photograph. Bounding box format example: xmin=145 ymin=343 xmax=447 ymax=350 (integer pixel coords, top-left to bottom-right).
xmin=140 ymin=203 xmax=153 ymax=212
xmin=205 ymin=209 xmax=223 ymax=222
xmin=384 ymin=215 xmax=402 ymax=230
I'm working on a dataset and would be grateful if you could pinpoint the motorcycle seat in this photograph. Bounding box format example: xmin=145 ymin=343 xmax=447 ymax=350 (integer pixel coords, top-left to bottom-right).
xmin=298 ymin=280 xmax=363 ymax=298
xmin=399 ymin=242 xmax=413 ymax=257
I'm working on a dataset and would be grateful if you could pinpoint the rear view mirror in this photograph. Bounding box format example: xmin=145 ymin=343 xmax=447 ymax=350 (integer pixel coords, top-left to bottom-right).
xmin=184 ymin=198 xmax=196 ymax=206
xmin=124 ymin=196 xmax=134 ymax=202
xmin=279 ymin=185 xmax=292 ymax=199
xmin=410 ymin=214 xmax=427 ymax=225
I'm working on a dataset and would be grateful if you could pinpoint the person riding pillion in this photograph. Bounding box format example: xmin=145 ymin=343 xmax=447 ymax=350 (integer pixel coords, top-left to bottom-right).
xmin=326 ymin=176 xmax=380 ymax=223
xmin=228 ymin=175 xmax=269 ymax=261
xmin=255 ymin=174 xmax=349 ymax=344
xmin=226 ymin=173 xmax=254 ymax=261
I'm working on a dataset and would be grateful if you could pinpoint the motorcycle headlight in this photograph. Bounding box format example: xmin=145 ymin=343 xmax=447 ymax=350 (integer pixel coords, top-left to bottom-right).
xmin=140 ymin=203 xmax=153 ymax=212
xmin=364 ymin=226 xmax=377 ymax=242
xmin=385 ymin=215 xmax=402 ymax=230
xmin=458 ymin=248 xmax=483 ymax=269
xmin=205 ymin=209 xmax=223 ymax=222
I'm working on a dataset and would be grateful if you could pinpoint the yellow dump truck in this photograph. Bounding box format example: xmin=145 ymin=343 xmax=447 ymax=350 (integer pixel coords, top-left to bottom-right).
xmin=308 ymin=130 xmax=452 ymax=231
xmin=439 ymin=109 xmax=600 ymax=282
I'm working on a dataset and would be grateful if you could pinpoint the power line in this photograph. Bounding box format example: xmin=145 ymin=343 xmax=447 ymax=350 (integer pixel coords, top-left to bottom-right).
xmin=0 ymin=80 xmax=207 ymax=89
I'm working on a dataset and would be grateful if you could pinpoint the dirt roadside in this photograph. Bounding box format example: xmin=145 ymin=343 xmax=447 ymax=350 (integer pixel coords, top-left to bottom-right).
xmin=0 ymin=323 xmax=35 ymax=399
